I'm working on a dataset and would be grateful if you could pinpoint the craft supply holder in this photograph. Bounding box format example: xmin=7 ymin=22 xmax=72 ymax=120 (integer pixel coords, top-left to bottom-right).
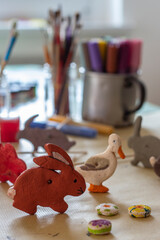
xmin=82 ymin=71 xmax=146 ymax=127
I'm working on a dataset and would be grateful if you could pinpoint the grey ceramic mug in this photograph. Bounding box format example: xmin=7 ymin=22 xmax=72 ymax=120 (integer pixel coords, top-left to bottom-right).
xmin=82 ymin=72 xmax=146 ymax=127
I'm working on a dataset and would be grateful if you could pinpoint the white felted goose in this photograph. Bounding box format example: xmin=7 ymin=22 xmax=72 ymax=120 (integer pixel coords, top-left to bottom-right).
xmin=76 ymin=133 xmax=125 ymax=193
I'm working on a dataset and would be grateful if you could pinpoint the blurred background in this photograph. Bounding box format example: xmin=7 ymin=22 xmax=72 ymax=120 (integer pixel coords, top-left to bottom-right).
xmin=0 ymin=0 xmax=159 ymax=106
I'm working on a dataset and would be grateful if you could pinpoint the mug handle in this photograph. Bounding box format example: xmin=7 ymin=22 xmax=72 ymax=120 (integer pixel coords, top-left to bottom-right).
xmin=124 ymin=75 xmax=146 ymax=116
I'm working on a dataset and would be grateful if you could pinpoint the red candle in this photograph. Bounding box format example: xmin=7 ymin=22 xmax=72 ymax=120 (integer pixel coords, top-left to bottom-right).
xmin=0 ymin=117 xmax=20 ymax=142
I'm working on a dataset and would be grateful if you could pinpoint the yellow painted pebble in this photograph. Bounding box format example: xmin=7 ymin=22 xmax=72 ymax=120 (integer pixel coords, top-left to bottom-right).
xmin=128 ymin=205 xmax=151 ymax=218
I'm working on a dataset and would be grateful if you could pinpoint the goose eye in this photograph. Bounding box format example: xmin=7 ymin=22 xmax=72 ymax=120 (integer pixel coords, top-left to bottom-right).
xmin=113 ymin=140 xmax=116 ymax=143
xmin=74 ymin=179 xmax=77 ymax=183
xmin=47 ymin=179 xmax=52 ymax=184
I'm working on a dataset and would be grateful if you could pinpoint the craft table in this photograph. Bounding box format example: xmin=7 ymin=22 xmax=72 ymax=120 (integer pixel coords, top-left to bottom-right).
xmin=1 ymin=107 xmax=160 ymax=240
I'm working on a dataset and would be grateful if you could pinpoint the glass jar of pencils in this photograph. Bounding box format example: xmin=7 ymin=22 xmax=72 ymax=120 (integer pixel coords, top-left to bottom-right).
xmin=43 ymin=63 xmax=54 ymax=119
xmin=68 ymin=63 xmax=85 ymax=121
xmin=50 ymin=61 xmax=85 ymax=118
xmin=52 ymin=65 xmax=70 ymax=116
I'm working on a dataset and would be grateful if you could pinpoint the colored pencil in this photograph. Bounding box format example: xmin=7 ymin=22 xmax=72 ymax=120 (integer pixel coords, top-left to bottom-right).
xmin=0 ymin=21 xmax=18 ymax=76
xmin=57 ymin=12 xmax=82 ymax=115
xmin=46 ymin=8 xmax=82 ymax=116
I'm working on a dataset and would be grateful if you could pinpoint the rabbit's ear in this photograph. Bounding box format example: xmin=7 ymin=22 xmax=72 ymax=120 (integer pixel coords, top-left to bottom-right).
xmin=25 ymin=114 xmax=39 ymax=128
xmin=133 ymin=116 xmax=142 ymax=137
xmin=33 ymin=144 xmax=74 ymax=170
xmin=33 ymin=155 xmax=72 ymax=171
xmin=44 ymin=143 xmax=74 ymax=168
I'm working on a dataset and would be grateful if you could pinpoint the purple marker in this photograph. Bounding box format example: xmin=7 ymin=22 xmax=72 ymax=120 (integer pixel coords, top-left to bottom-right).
xmin=117 ymin=40 xmax=130 ymax=73
xmin=87 ymin=41 xmax=103 ymax=72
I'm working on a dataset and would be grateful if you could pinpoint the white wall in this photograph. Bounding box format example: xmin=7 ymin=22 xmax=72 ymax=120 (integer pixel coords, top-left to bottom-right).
xmin=123 ymin=0 xmax=160 ymax=105
xmin=0 ymin=0 xmax=119 ymax=26
xmin=0 ymin=0 xmax=127 ymax=65
xmin=1 ymin=0 xmax=160 ymax=105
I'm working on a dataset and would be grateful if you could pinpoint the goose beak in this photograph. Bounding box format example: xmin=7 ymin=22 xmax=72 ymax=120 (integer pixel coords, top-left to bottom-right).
xmin=118 ymin=146 xmax=125 ymax=159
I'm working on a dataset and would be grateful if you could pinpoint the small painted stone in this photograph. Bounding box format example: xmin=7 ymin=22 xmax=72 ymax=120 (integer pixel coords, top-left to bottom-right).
xmin=128 ymin=205 xmax=151 ymax=218
xmin=96 ymin=203 xmax=119 ymax=216
xmin=88 ymin=219 xmax=112 ymax=235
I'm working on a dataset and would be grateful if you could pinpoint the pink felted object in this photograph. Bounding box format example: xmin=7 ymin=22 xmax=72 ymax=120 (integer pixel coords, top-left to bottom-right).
xmin=7 ymin=143 xmax=86 ymax=215
xmin=0 ymin=143 xmax=27 ymax=183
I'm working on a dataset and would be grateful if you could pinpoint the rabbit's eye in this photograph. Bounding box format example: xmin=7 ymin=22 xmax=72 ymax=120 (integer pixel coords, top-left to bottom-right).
xmin=74 ymin=179 xmax=77 ymax=183
xmin=113 ymin=140 xmax=116 ymax=143
xmin=47 ymin=179 xmax=52 ymax=184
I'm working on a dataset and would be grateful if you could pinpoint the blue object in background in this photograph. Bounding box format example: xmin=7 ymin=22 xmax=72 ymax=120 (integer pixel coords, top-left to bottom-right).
xmin=30 ymin=121 xmax=98 ymax=138
xmin=30 ymin=122 xmax=46 ymax=129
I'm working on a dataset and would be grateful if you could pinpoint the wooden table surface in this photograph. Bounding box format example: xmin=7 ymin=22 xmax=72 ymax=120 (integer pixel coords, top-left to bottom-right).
xmin=1 ymin=110 xmax=160 ymax=240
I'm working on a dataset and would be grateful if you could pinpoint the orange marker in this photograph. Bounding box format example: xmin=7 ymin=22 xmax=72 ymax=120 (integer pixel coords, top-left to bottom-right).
xmin=106 ymin=42 xmax=119 ymax=73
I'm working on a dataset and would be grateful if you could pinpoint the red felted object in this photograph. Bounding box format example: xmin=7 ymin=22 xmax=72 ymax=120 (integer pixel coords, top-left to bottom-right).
xmin=7 ymin=143 xmax=86 ymax=215
xmin=0 ymin=143 xmax=27 ymax=183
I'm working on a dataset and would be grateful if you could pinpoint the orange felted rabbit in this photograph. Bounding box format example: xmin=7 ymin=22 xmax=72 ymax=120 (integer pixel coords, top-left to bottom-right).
xmin=7 ymin=143 xmax=86 ymax=215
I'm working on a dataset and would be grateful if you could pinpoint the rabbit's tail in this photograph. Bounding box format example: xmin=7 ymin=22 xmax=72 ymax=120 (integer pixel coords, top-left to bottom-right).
xmin=7 ymin=186 xmax=16 ymax=200
xmin=149 ymin=156 xmax=156 ymax=167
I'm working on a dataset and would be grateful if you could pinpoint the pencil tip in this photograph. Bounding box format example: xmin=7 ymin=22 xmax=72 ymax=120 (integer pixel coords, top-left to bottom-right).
xmin=11 ymin=19 xmax=17 ymax=29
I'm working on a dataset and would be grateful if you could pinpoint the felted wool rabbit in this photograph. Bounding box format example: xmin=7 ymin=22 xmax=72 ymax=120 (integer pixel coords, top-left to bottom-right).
xmin=7 ymin=143 xmax=86 ymax=215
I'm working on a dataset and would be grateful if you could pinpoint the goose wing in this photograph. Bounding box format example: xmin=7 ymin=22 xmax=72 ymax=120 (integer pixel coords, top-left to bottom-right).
xmin=80 ymin=156 xmax=109 ymax=171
